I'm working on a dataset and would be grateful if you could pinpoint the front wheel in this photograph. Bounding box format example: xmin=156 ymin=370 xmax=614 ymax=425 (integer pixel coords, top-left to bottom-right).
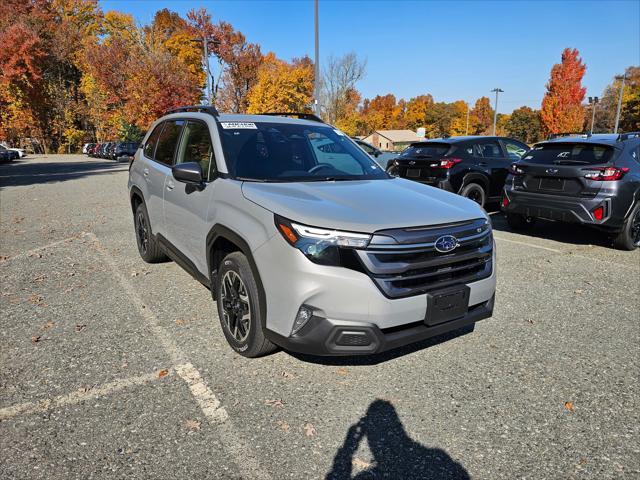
xmin=459 ymin=183 xmax=486 ymax=207
xmin=134 ymin=202 xmax=167 ymax=263
xmin=215 ymin=252 xmax=276 ymax=357
xmin=613 ymin=202 xmax=640 ymax=250
xmin=506 ymin=212 xmax=536 ymax=231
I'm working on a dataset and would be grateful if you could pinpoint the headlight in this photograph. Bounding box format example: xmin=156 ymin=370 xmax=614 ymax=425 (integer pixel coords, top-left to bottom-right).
xmin=275 ymin=215 xmax=371 ymax=266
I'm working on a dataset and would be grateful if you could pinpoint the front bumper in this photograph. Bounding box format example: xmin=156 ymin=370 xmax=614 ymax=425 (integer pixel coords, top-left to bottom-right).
xmin=266 ymin=295 xmax=494 ymax=356
xmin=254 ymin=231 xmax=497 ymax=356
xmin=502 ymin=188 xmax=625 ymax=230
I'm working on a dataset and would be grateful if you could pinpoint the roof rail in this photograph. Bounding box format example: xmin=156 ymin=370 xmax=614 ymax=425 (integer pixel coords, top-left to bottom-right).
xmin=164 ymin=105 xmax=220 ymax=117
xmin=259 ymin=112 xmax=325 ymax=124
xmin=547 ymin=132 xmax=590 ymax=140
xmin=617 ymin=131 xmax=640 ymax=141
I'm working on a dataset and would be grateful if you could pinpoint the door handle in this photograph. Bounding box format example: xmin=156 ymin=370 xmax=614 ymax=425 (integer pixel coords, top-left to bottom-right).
xmin=166 ymin=180 xmax=175 ymax=191
xmin=143 ymin=168 xmax=149 ymax=177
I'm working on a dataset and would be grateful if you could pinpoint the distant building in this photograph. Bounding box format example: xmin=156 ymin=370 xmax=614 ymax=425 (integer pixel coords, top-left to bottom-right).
xmin=362 ymin=130 xmax=418 ymax=151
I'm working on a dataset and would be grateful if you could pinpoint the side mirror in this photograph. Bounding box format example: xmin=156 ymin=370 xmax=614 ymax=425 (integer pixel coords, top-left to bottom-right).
xmin=373 ymin=150 xmax=382 ymax=157
xmin=172 ymin=162 xmax=204 ymax=185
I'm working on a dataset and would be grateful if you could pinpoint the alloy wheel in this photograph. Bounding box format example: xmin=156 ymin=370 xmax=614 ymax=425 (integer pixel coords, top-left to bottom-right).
xmin=136 ymin=211 xmax=149 ymax=254
xmin=631 ymin=207 xmax=640 ymax=246
xmin=221 ymin=271 xmax=251 ymax=342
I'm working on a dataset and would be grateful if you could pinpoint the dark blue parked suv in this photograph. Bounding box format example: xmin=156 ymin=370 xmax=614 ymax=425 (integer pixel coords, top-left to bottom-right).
xmin=502 ymin=133 xmax=640 ymax=250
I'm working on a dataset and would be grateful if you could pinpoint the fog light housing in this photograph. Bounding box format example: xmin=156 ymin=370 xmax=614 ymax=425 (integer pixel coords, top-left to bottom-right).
xmin=291 ymin=306 xmax=313 ymax=336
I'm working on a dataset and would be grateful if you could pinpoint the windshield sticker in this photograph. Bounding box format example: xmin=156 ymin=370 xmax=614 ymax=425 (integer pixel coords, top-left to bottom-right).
xmin=333 ymin=129 xmax=346 ymax=136
xmin=220 ymin=122 xmax=257 ymax=129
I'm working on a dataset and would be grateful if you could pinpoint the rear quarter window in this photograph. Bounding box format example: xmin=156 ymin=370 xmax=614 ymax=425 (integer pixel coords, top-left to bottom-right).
xmin=524 ymin=143 xmax=614 ymax=165
xmin=143 ymin=123 xmax=164 ymax=159
xmin=399 ymin=143 xmax=451 ymax=158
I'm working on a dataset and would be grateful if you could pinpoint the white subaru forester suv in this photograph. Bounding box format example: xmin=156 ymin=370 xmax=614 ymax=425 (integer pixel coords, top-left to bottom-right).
xmin=128 ymin=106 xmax=496 ymax=357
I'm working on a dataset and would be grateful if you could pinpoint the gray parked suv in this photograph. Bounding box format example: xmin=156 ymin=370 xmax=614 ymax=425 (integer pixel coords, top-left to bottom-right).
xmin=128 ymin=106 xmax=496 ymax=357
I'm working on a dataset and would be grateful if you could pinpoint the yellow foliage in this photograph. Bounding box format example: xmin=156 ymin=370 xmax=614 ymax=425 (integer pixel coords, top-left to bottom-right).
xmin=246 ymin=53 xmax=313 ymax=114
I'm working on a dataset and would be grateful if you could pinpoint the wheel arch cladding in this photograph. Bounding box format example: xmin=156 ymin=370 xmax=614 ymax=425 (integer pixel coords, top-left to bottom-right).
xmin=461 ymin=172 xmax=489 ymax=192
xmin=130 ymin=186 xmax=144 ymax=214
xmin=206 ymin=224 xmax=268 ymax=331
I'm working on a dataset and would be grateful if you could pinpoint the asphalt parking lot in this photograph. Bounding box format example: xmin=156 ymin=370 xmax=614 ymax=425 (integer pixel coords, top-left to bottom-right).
xmin=1 ymin=154 xmax=638 ymax=479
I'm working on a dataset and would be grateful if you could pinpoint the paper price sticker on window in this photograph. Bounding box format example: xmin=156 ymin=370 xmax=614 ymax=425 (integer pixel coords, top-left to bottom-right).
xmin=220 ymin=122 xmax=257 ymax=129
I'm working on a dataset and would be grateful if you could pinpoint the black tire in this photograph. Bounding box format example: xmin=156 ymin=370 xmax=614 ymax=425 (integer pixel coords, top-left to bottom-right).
xmin=506 ymin=212 xmax=537 ymax=231
xmin=215 ymin=252 xmax=276 ymax=358
xmin=460 ymin=183 xmax=486 ymax=207
xmin=613 ymin=202 xmax=640 ymax=251
xmin=134 ymin=202 xmax=167 ymax=263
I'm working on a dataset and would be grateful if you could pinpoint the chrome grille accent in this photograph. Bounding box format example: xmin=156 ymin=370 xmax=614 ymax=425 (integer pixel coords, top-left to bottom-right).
xmin=355 ymin=218 xmax=493 ymax=298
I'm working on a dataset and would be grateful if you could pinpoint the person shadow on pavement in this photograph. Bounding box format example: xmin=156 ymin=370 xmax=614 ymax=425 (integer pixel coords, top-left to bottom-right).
xmin=326 ymin=399 xmax=470 ymax=480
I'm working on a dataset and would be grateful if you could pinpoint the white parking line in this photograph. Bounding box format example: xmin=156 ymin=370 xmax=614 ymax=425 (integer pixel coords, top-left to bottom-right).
xmin=493 ymin=234 xmax=562 ymax=253
xmin=1 ymin=232 xmax=90 ymax=263
xmin=87 ymin=232 xmax=273 ymax=480
xmin=0 ymin=368 xmax=168 ymax=422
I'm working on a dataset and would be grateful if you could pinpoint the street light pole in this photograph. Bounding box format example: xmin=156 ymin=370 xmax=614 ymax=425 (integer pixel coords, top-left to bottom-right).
xmin=203 ymin=37 xmax=211 ymax=104
xmin=314 ymin=0 xmax=320 ymax=116
xmin=588 ymin=96 xmax=599 ymax=134
xmin=613 ymin=74 xmax=626 ymax=134
xmin=491 ymin=88 xmax=503 ymax=136
xmin=465 ymin=103 xmax=470 ymax=135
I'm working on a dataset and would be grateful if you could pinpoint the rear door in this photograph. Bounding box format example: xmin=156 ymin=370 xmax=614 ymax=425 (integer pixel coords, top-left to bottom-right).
xmin=516 ymin=142 xmax=617 ymax=197
xmin=472 ymin=139 xmax=509 ymax=197
xmin=146 ymin=119 xmax=184 ymax=236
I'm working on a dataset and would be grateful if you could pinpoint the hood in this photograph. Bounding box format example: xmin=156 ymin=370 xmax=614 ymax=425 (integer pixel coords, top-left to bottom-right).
xmin=241 ymin=178 xmax=486 ymax=232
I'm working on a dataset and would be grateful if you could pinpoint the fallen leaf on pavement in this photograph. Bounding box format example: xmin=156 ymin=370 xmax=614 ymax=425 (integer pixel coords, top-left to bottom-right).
xmin=352 ymin=457 xmax=372 ymax=470
xmin=175 ymin=319 xmax=186 ymax=326
xmin=158 ymin=369 xmax=169 ymax=378
xmin=0 ymin=255 xmax=9 ymax=262
xmin=28 ymin=252 xmax=42 ymax=259
xmin=131 ymin=271 xmax=139 ymax=277
xmin=75 ymin=324 xmax=86 ymax=332
xmin=265 ymin=399 xmax=285 ymax=408
xmin=281 ymin=371 xmax=295 ymax=379
xmin=32 ymin=274 xmax=46 ymax=282
xmin=28 ymin=294 xmax=44 ymax=304
xmin=527 ymin=319 xmax=535 ymax=324
xmin=303 ymin=422 xmax=316 ymax=437
xmin=574 ymin=289 xmax=583 ymax=294
xmin=564 ymin=401 xmax=575 ymax=412
xmin=336 ymin=368 xmax=349 ymax=375
xmin=31 ymin=335 xmax=41 ymax=344
xmin=42 ymin=321 xmax=56 ymax=330
xmin=185 ymin=419 xmax=201 ymax=431
xmin=278 ymin=420 xmax=290 ymax=433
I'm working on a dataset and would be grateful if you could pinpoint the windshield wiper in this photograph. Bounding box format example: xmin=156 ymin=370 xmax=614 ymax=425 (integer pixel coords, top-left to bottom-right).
xmin=236 ymin=176 xmax=272 ymax=182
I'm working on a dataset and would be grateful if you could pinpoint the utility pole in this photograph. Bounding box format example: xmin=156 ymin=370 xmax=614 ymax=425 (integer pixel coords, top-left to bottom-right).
xmin=203 ymin=37 xmax=211 ymax=104
xmin=491 ymin=88 xmax=503 ymax=136
xmin=588 ymin=96 xmax=599 ymax=134
xmin=465 ymin=103 xmax=470 ymax=135
xmin=314 ymin=0 xmax=320 ymax=117
xmin=613 ymin=74 xmax=626 ymax=134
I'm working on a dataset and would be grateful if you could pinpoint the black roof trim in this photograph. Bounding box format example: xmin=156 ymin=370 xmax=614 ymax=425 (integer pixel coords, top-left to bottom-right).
xmin=259 ymin=112 xmax=325 ymax=124
xmin=617 ymin=132 xmax=640 ymax=141
xmin=547 ymin=132 xmax=590 ymax=140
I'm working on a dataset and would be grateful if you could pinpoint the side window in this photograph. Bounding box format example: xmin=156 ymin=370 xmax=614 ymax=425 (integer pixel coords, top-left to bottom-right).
xmin=474 ymin=140 xmax=503 ymax=158
xmin=358 ymin=142 xmax=375 ymax=155
xmin=143 ymin=123 xmax=164 ymax=159
xmin=503 ymin=140 xmax=529 ymax=161
xmin=154 ymin=120 xmax=184 ymax=166
xmin=176 ymin=121 xmax=215 ymax=181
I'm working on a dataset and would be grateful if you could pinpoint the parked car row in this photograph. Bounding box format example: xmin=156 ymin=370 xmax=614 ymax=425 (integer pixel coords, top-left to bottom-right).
xmin=0 ymin=144 xmax=24 ymax=162
xmin=385 ymin=133 xmax=640 ymax=250
xmin=85 ymin=142 xmax=139 ymax=161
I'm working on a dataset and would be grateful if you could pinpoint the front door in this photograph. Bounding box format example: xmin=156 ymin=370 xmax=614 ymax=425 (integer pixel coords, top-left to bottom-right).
xmin=163 ymin=119 xmax=216 ymax=276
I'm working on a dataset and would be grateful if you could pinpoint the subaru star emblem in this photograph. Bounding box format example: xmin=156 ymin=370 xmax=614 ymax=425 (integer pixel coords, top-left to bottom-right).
xmin=434 ymin=235 xmax=459 ymax=253
xmin=409 ymin=160 xmax=416 ymax=165
xmin=546 ymin=168 xmax=559 ymax=174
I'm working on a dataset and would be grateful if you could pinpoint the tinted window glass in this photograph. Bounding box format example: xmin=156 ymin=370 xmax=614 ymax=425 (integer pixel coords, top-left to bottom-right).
xmin=475 ymin=140 xmax=503 ymax=158
xmin=154 ymin=120 xmax=184 ymax=166
xmin=357 ymin=141 xmax=376 ymax=154
xmin=143 ymin=124 xmax=164 ymax=159
xmin=219 ymin=122 xmax=386 ymax=182
xmin=176 ymin=121 xmax=214 ymax=181
xmin=504 ymin=140 xmax=529 ymax=160
xmin=524 ymin=143 xmax=614 ymax=165
xmin=398 ymin=143 xmax=450 ymax=158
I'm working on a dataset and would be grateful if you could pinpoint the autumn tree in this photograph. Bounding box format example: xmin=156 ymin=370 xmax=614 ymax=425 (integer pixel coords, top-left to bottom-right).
xmin=246 ymin=53 xmax=314 ymax=113
xmin=403 ymin=95 xmax=434 ymax=131
xmin=217 ymin=38 xmax=263 ymax=112
xmin=505 ymin=106 xmax=542 ymax=143
xmin=540 ymin=48 xmax=586 ymax=135
xmin=469 ymin=97 xmax=494 ymax=135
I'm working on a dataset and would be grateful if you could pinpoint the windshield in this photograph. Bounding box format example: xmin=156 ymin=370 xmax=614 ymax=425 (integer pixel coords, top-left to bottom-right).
xmin=524 ymin=143 xmax=615 ymax=165
xmin=218 ymin=121 xmax=388 ymax=182
xmin=398 ymin=143 xmax=451 ymax=158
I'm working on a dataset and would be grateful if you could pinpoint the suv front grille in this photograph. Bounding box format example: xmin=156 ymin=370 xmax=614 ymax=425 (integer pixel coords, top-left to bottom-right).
xmin=354 ymin=219 xmax=493 ymax=298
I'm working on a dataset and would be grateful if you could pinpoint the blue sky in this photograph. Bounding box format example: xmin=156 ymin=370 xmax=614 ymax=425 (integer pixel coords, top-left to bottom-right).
xmin=99 ymin=0 xmax=639 ymax=113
